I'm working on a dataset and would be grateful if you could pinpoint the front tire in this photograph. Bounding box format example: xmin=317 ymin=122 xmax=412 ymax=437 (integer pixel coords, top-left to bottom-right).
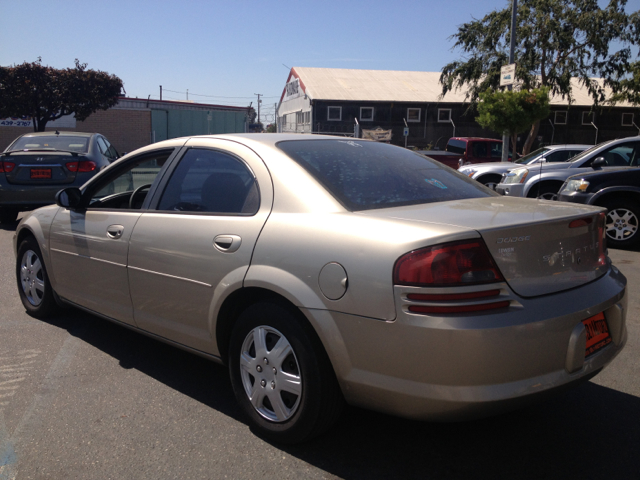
xmin=600 ymin=199 xmax=640 ymax=249
xmin=16 ymin=237 xmax=59 ymax=318
xmin=228 ymin=302 xmax=343 ymax=444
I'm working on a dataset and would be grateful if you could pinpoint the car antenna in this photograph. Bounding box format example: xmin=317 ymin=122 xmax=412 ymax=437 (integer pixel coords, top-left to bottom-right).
xmin=537 ymin=147 xmax=543 ymax=198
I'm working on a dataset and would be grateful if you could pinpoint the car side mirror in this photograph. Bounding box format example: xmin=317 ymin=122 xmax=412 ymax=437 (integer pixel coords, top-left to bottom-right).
xmin=55 ymin=187 xmax=83 ymax=209
xmin=591 ymin=157 xmax=606 ymax=170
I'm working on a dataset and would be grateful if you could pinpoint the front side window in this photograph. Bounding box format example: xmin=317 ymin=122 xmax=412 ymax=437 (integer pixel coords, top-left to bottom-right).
xmin=327 ymin=106 xmax=342 ymax=121
xmin=597 ymin=143 xmax=640 ymax=167
xmin=277 ymin=140 xmax=494 ymax=211
xmin=88 ymin=152 xmax=171 ymax=209
xmin=158 ymin=148 xmax=259 ymax=214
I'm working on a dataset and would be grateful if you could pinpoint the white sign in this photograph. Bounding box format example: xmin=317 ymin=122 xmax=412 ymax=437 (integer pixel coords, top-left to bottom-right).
xmin=500 ymin=64 xmax=516 ymax=87
xmin=283 ymin=78 xmax=302 ymax=101
xmin=0 ymin=114 xmax=76 ymax=128
xmin=403 ymin=127 xmax=409 ymax=137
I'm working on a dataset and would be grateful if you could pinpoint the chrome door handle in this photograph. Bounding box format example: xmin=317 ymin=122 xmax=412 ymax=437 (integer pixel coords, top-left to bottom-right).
xmin=214 ymin=234 xmax=242 ymax=253
xmin=106 ymin=224 xmax=124 ymax=239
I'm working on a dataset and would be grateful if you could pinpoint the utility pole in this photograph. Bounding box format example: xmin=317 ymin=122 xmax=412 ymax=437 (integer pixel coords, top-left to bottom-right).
xmin=501 ymin=0 xmax=518 ymax=162
xmin=255 ymin=93 xmax=262 ymax=126
xmin=160 ymin=85 xmax=162 ymax=101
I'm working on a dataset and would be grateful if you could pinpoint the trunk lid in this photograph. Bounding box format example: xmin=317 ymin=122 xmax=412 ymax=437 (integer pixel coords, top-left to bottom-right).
xmin=360 ymin=197 xmax=608 ymax=297
xmin=2 ymin=152 xmax=78 ymax=185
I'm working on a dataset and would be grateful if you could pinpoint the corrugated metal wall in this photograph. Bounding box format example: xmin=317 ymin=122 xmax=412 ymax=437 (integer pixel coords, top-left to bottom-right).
xmin=151 ymin=109 xmax=247 ymax=142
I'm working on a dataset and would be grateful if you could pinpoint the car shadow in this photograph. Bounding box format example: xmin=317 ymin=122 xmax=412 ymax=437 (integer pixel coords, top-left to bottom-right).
xmin=36 ymin=307 xmax=640 ymax=479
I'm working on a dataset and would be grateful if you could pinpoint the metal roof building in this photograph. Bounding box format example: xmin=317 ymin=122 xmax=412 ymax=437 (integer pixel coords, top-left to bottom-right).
xmin=277 ymin=67 xmax=638 ymax=148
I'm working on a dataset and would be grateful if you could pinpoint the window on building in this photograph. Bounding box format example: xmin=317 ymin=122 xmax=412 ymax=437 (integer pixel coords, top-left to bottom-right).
xmin=438 ymin=109 xmax=452 ymax=123
xmin=407 ymin=108 xmax=421 ymax=123
xmin=582 ymin=112 xmax=595 ymax=125
xmin=360 ymin=107 xmax=374 ymax=121
xmin=296 ymin=112 xmax=304 ymax=124
xmin=622 ymin=113 xmax=634 ymax=126
xmin=328 ymin=106 xmax=342 ymax=121
xmin=554 ymin=111 xmax=567 ymax=125
xmin=304 ymin=111 xmax=311 ymax=124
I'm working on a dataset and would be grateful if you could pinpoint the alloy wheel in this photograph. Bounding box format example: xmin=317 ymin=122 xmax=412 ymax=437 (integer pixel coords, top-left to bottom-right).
xmin=20 ymin=250 xmax=45 ymax=306
xmin=606 ymin=207 xmax=638 ymax=242
xmin=239 ymin=325 xmax=302 ymax=422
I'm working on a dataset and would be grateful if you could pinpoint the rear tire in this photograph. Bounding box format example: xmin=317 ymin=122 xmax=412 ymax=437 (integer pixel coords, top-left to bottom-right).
xmin=16 ymin=237 xmax=59 ymax=318
xmin=600 ymin=199 xmax=640 ymax=249
xmin=228 ymin=302 xmax=343 ymax=444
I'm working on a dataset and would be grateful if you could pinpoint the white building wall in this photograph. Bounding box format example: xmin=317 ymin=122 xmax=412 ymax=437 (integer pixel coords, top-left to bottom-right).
xmin=278 ymin=95 xmax=312 ymax=133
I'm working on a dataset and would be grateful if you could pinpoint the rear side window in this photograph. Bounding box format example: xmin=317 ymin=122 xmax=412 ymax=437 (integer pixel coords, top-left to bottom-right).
xmin=446 ymin=139 xmax=466 ymax=154
xmin=158 ymin=148 xmax=259 ymax=214
xmin=277 ymin=140 xmax=495 ymax=211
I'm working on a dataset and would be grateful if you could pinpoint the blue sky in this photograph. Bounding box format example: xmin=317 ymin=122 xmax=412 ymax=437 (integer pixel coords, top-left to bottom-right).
xmin=2 ymin=0 xmax=639 ymax=123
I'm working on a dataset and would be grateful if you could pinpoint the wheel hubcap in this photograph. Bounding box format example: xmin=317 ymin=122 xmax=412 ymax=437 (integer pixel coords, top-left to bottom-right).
xmin=538 ymin=192 xmax=558 ymax=201
xmin=239 ymin=326 xmax=302 ymax=422
xmin=20 ymin=250 xmax=45 ymax=306
xmin=606 ymin=208 xmax=638 ymax=241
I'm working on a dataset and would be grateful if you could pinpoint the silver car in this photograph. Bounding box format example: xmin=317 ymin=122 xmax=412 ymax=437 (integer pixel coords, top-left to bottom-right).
xmin=14 ymin=135 xmax=627 ymax=444
xmin=458 ymin=144 xmax=589 ymax=189
xmin=495 ymin=136 xmax=640 ymax=200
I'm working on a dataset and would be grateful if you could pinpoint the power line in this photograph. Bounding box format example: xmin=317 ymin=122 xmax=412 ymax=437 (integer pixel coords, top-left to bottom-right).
xmin=162 ymin=88 xmax=278 ymax=99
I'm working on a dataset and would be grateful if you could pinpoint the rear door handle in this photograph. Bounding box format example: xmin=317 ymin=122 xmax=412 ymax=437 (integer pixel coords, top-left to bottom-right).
xmin=106 ymin=224 xmax=124 ymax=239
xmin=214 ymin=234 xmax=242 ymax=253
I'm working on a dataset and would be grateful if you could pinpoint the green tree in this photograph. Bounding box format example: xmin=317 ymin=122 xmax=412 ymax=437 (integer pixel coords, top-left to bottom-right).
xmin=0 ymin=58 xmax=123 ymax=131
xmin=440 ymin=0 xmax=640 ymax=154
xmin=265 ymin=123 xmax=277 ymax=133
xmin=476 ymin=87 xmax=551 ymax=155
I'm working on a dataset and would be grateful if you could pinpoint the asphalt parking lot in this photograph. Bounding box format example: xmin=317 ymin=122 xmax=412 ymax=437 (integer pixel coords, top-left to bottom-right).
xmin=0 ymin=218 xmax=638 ymax=480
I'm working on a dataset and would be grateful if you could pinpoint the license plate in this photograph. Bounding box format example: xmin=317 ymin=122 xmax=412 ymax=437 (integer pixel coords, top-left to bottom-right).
xmin=582 ymin=312 xmax=611 ymax=356
xmin=30 ymin=168 xmax=52 ymax=179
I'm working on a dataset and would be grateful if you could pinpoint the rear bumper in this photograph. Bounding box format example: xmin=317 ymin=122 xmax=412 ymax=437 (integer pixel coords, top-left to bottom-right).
xmin=0 ymin=173 xmax=93 ymax=208
xmin=309 ymin=265 xmax=627 ymax=421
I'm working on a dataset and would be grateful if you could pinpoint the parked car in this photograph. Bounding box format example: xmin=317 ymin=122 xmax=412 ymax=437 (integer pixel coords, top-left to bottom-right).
xmin=495 ymin=136 xmax=640 ymax=200
xmin=15 ymin=134 xmax=627 ymax=444
xmin=0 ymin=131 xmax=119 ymax=223
xmin=558 ymin=166 xmax=640 ymax=249
xmin=419 ymin=137 xmax=510 ymax=169
xmin=459 ymin=144 xmax=589 ymax=189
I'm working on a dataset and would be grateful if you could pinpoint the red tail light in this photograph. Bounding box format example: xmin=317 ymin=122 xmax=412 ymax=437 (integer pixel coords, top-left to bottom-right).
xmin=0 ymin=161 xmax=16 ymax=173
xmin=394 ymin=240 xmax=504 ymax=287
xmin=597 ymin=212 xmax=607 ymax=265
xmin=66 ymin=161 xmax=96 ymax=172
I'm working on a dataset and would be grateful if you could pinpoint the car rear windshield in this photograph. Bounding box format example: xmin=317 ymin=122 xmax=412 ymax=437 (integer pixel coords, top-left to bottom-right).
xmin=10 ymin=135 xmax=89 ymax=153
xmin=277 ymin=140 xmax=495 ymax=211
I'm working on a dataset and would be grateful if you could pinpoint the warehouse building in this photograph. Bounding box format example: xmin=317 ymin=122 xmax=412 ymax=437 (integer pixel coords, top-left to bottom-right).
xmin=0 ymin=97 xmax=251 ymax=154
xmin=276 ymin=67 xmax=639 ymax=150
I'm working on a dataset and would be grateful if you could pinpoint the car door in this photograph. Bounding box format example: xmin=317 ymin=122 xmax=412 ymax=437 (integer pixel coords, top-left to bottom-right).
xmin=48 ymin=148 xmax=177 ymax=325
xmin=126 ymin=139 xmax=273 ymax=354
